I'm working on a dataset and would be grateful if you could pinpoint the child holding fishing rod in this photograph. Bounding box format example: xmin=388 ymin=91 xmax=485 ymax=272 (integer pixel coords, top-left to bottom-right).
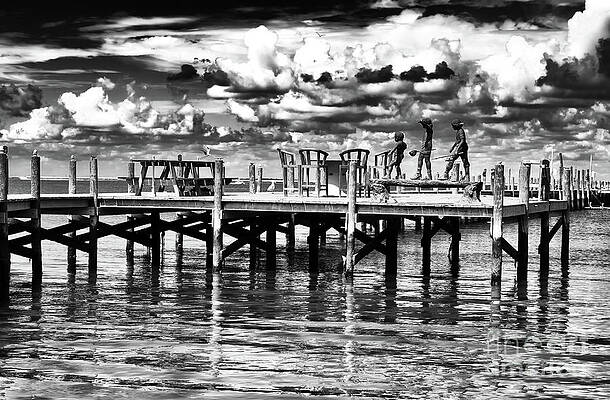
xmin=441 ymin=119 xmax=470 ymax=181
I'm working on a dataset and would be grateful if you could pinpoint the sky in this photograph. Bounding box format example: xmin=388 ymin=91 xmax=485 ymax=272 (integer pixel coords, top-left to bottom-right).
xmin=0 ymin=0 xmax=608 ymax=179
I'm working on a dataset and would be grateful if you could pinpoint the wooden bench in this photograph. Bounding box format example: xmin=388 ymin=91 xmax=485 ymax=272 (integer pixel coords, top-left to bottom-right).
xmin=370 ymin=179 xmax=483 ymax=202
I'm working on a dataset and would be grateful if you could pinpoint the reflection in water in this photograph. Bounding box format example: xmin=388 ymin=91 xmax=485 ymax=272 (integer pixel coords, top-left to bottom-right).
xmin=210 ymin=272 xmax=223 ymax=377
xmin=384 ymin=276 xmax=397 ymax=324
xmin=343 ymin=278 xmax=356 ymax=383
xmin=0 ymin=211 xmax=607 ymax=398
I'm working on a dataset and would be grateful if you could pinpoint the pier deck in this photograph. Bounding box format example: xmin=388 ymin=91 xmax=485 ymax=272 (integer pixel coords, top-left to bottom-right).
xmin=0 ymin=151 xmax=578 ymax=304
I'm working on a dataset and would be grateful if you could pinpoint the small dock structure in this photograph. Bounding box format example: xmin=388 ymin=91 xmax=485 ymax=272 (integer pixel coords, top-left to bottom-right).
xmin=0 ymin=146 xmax=602 ymax=304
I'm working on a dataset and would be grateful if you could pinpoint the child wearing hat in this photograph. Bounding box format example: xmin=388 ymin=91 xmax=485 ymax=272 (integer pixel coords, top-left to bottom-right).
xmin=442 ymin=119 xmax=470 ymax=181
xmin=412 ymin=117 xmax=434 ymax=180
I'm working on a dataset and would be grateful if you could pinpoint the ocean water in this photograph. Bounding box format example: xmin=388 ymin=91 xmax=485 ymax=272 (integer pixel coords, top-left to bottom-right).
xmin=0 ymin=180 xmax=609 ymax=399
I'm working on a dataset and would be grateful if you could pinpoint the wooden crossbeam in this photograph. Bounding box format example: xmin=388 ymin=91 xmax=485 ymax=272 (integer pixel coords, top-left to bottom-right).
xmin=548 ymin=217 xmax=563 ymax=241
xmin=354 ymin=228 xmax=389 ymax=264
xmin=10 ymin=244 xmax=35 ymax=259
xmin=8 ymin=219 xmax=31 ymax=235
xmin=354 ymin=228 xmax=387 ymax=254
xmin=158 ymin=220 xmax=207 ymax=242
xmin=96 ymin=221 xmax=152 ymax=246
xmin=222 ymin=224 xmax=269 ymax=258
xmin=500 ymin=237 xmax=519 ymax=261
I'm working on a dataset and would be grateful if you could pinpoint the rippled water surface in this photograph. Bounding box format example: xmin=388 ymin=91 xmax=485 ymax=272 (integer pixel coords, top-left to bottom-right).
xmin=0 ymin=181 xmax=609 ymax=399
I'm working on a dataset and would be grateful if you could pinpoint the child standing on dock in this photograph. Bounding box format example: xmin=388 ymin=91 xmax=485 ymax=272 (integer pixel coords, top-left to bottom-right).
xmin=386 ymin=131 xmax=407 ymax=179
xmin=412 ymin=117 xmax=434 ymax=180
xmin=442 ymin=119 xmax=470 ymax=181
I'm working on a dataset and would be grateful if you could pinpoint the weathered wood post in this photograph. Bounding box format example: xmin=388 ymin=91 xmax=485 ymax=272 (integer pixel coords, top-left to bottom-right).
xmin=286 ymin=214 xmax=295 ymax=253
xmin=150 ymin=211 xmax=161 ymax=268
xmin=576 ymin=170 xmax=582 ymax=210
xmin=0 ymin=148 xmax=10 ymax=303
xmin=561 ymin=168 xmax=571 ymax=271
xmin=249 ymin=217 xmax=258 ymax=269
xmin=67 ymin=155 xmax=77 ymax=272
xmin=266 ymin=218 xmax=277 ymax=270
xmin=385 ymin=217 xmax=399 ymax=276
xmin=212 ymin=159 xmax=224 ymax=271
xmin=421 ymin=217 xmax=431 ymax=277
xmin=586 ymin=169 xmax=591 ymax=207
xmin=517 ymin=162 xmax=530 ymax=283
xmin=31 ymin=150 xmax=42 ymax=289
xmin=256 ymin=165 xmax=263 ymax=193
xmin=249 ymin=163 xmax=256 ymax=194
xmin=88 ymin=156 xmax=99 ymax=282
xmin=491 ymin=163 xmax=504 ymax=289
xmin=175 ymin=155 xmax=183 ymax=256
xmin=539 ymin=160 xmax=550 ymax=278
xmin=344 ymin=161 xmax=357 ymax=276
xmin=308 ymin=216 xmax=319 ymax=273
xmin=126 ymin=161 xmax=135 ymax=265
xmin=449 ymin=217 xmax=460 ymax=269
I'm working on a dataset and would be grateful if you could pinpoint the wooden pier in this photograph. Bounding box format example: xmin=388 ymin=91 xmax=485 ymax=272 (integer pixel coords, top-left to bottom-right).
xmin=0 ymin=148 xmax=591 ymax=304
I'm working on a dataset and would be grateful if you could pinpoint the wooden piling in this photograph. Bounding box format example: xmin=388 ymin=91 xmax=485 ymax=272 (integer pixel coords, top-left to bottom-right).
xmin=0 ymin=148 xmax=10 ymax=303
xmin=586 ymin=169 xmax=591 ymax=207
xmin=286 ymin=214 xmax=295 ymax=253
xmin=125 ymin=161 xmax=135 ymax=265
xmin=308 ymin=217 xmax=319 ymax=273
xmin=249 ymin=217 xmax=258 ymax=269
xmin=539 ymin=160 xmax=550 ymax=278
xmin=67 ymin=155 xmax=77 ymax=272
xmin=491 ymin=163 xmax=504 ymax=287
xmin=449 ymin=217 xmax=460 ymax=269
xmin=576 ymin=170 xmax=582 ymax=210
xmin=517 ymin=162 xmax=530 ymax=283
xmin=385 ymin=217 xmax=399 ymax=276
xmin=249 ymin=163 xmax=256 ymax=194
xmin=31 ymin=150 xmax=42 ymax=288
xmin=266 ymin=219 xmax=276 ymax=270
xmin=422 ymin=217 xmax=431 ymax=277
xmin=175 ymin=157 xmax=183 ymax=255
xmin=561 ymin=168 xmax=571 ymax=270
xmin=256 ymin=166 xmax=263 ymax=193
xmin=212 ymin=159 xmax=224 ymax=271
xmin=88 ymin=156 xmax=99 ymax=282
xmin=150 ymin=212 xmax=161 ymax=268
xmin=344 ymin=161 xmax=357 ymax=276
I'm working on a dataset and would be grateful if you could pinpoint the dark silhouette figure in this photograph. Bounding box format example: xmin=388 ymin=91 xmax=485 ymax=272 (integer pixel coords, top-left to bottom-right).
xmin=386 ymin=131 xmax=407 ymax=179
xmin=443 ymin=119 xmax=470 ymax=181
xmin=412 ymin=117 xmax=433 ymax=180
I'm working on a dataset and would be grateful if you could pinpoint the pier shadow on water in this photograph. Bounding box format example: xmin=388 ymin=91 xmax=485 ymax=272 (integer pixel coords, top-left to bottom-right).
xmin=0 ymin=211 xmax=609 ymax=398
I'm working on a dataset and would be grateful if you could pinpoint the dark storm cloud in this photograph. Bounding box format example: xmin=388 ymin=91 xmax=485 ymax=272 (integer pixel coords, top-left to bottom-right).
xmin=400 ymin=66 xmax=427 ymax=82
xmin=167 ymin=65 xmax=199 ymax=81
xmin=0 ymin=84 xmax=43 ymax=116
xmin=411 ymin=0 xmax=585 ymax=27
xmin=355 ymin=65 xmax=394 ymax=83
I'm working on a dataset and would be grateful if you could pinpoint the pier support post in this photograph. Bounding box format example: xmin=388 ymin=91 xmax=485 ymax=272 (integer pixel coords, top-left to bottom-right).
xmin=344 ymin=161 xmax=357 ymax=276
xmin=31 ymin=151 xmax=42 ymax=289
xmin=539 ymin=160 xmax=550 ymax=279
xmin=205 ymin=220 xmax=213 ymax=269
xmin=0 ymin=148 xmax=10 ymax=303
xmin=517 ymin=162 xmax=530 ymax=283
xmin=385 ymin=217 xmax=399 ymax=277
xmin=212 ymin=159 xmax=224 ymax=271
xmin=266 ymin=218 xmax=277 ymax=270
xmin=561 ymin=168 xmax=571 ymax=271
xmin=88 ymin=156 xmax=99 ymax=283
xmin=308 ymin=216 xmax=319 ymax=274
xmin=68 ymin=155 xmax=77 ymax=272
xmin=422 ymin=217 xmax=431 ymax=277
xmin=449 ymin=217 xmax=460 ymax=270
xmin=491 ymin=163 xmax=504 ymax=288
xmin=249 ymin=217 xmax=258 ymax=269
xmin=175 ymin=156 xmax=183 ymax=258
xmin=249 ymin=163 xmax=256 ymax=194
xmin=150 ymin=212 xmax=161 ymax=268
xmin=126 ymin=161 xmax=135 ymax=265
xmin=256 ymin=165 xmax=263 ymax=193
xmin=286 ymin=214 xmax=295 ymax=253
